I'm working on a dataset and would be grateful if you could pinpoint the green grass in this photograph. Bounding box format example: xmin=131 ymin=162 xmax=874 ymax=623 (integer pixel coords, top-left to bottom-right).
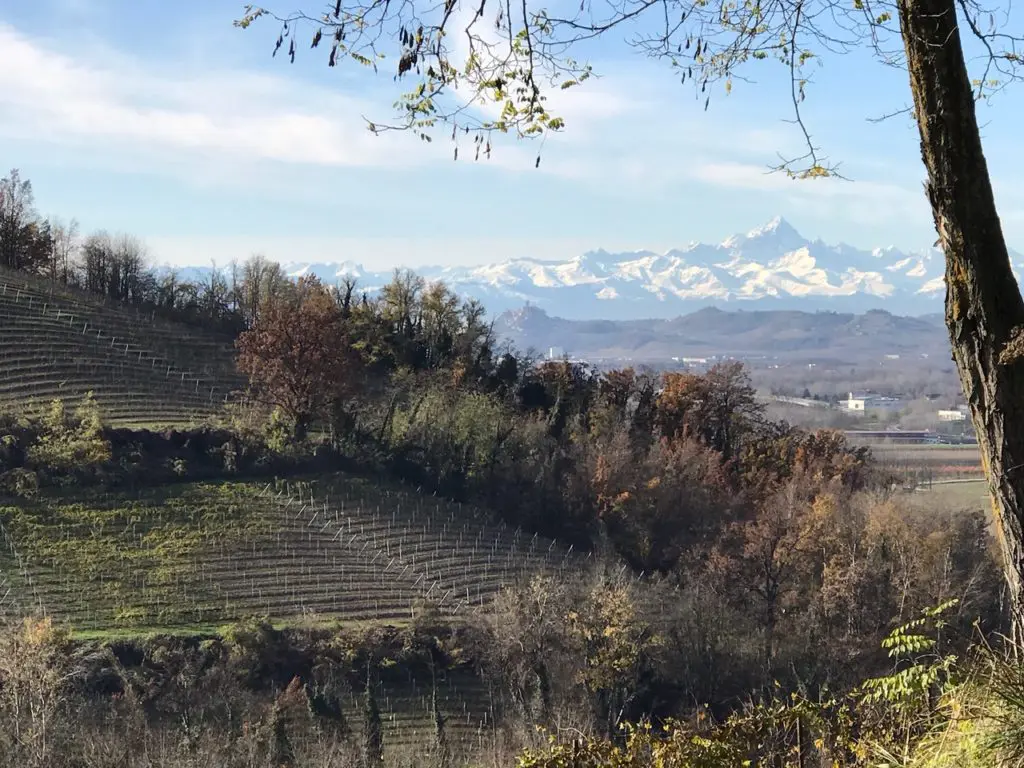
xmin=0 ymin=481 xmax=279 ymax=631
xmin=908 ymin=479 xmax=991 ymax=511
xmin=0 ymin=471 xmax=573 ymax=636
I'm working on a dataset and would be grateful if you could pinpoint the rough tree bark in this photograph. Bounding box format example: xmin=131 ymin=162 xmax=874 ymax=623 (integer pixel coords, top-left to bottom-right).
xmin=898 ymin=0 xmax=1024 ymax=635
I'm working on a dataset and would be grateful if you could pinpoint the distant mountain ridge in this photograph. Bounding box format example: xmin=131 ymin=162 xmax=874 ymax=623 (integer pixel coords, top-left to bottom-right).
xmin=172 ymin=217 xmax=1022 ymax=320
xmin=493 ymin=305 xmax=952 ymax=364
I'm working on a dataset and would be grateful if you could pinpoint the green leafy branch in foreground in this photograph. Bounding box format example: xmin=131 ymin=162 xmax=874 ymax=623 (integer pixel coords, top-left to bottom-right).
xmin=516 ymin=600 xmax=965 ymax=768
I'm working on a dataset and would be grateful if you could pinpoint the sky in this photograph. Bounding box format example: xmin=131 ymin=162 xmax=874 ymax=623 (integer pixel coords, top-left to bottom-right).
xmin=2 ymin=0 xmax=1024 ymax=270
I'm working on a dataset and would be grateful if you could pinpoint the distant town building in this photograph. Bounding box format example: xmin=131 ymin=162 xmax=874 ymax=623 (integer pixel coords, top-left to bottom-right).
xmin=773 ymin=395 xmax=829 ymax=409
xmin=885 ymin=354 xmax=900 ymax=360
xmin=547 ymin=346 xmax=565 ymax=360
xmin=937 ymin=409 xmax=967 ymax=422
xmin=845 ymin=429 xmax=939 ymax=445
xmin=843 ymin=392 xmax=904 ymax=413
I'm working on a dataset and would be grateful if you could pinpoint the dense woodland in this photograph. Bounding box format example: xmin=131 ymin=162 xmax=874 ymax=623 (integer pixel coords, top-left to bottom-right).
xmin=0 ymin=179 xmax=1007 ymax=764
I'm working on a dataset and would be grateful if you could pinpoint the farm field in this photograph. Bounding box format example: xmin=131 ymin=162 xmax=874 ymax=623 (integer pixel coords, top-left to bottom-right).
xmin=908 ymin=479 xmax=991 ymax=511
xmin=0 ymin=471 xmax=578 ymax=635
xmin=0 ymin=266 xmax=246 ymax=428
xmin=862 ymin=442 xmax=984 ymax=480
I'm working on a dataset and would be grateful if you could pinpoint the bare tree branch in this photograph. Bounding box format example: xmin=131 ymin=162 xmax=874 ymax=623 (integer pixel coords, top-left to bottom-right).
xmin=235 ymin=0 xmax=1024 ymax=177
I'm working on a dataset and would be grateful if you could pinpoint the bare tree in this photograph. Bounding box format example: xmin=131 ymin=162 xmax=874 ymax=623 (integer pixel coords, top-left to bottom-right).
xmin=0 ymin=169 xmax=48 ymax=274
xmin=78 ymin=231 xmax=114 ymax=295
xmin=202 ymin=261 xmax=232 ymax=321
xmin=78 ymin=231 xmax=150 ymax=302
xmin=238 ymin=0 xmax=1024 ymax=633
xmin=47 ymin=218 xmax=79 ymax=285
xmin=240 ymin=253 xmax=290 ymax=327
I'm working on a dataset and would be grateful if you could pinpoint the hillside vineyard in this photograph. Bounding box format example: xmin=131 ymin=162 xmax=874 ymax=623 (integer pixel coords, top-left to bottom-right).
xmin=1 ymin=474 xmax=582 ymax=630
xmin=0 ymin=265 xmax=244 ymax=427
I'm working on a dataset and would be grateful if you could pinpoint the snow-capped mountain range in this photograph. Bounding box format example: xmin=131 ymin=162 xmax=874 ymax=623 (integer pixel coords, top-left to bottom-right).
xmin=177 ymin=217 xmax=1023 ymax=320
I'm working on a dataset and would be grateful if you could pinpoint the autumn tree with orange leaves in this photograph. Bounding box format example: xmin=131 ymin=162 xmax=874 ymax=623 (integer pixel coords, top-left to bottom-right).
xmin=236 ymin=276 xmax=362 ymax=440
xmin=656 ymin=362 xmax=763 ymax=462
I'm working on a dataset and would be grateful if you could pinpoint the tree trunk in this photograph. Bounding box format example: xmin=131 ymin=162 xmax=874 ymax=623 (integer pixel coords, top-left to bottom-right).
xmin=898 ymin=0 xmax=1024 ymax=636
xmin=293 ymin=414 xmax=309 ymax=443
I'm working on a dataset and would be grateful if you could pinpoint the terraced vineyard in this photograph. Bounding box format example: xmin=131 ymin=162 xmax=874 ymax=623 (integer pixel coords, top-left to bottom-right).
xmin=332 ymin=668 xmax=499 ymax=762
xmin=0 ymin=471 xmax=581 ymax=633
xmin=0 ymin=471 xmax=563 ymax=761
xmin=0 ymin=267 xmax=246 ymax=427
xmin=0 ymin=270 xmax=592 ymax=757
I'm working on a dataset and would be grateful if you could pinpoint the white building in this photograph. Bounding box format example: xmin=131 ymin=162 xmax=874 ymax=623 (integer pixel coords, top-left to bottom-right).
xmin=773 ymin=395 xmax=830 ymax=409
xmin=937 ymin=409 xmax=967 ymax=422
xmin=844 ymin=392 xmax=904 ymax=413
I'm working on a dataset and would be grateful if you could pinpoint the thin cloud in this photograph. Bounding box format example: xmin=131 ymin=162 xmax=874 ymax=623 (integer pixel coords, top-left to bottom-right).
xmin=690 ymin=160 xmax=929 ymax=224
xmin=0 ymin=17 xmax=966 ymax=218
xmin=0 ymin=21 xmax=657 ymax=187
xmin=0 ymin=23 xmax=437 ymax=170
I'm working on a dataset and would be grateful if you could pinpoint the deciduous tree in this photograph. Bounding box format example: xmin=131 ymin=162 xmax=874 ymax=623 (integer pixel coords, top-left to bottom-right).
xmin=0 ymin=169 xmax=49 ymax=274
xmin=657 ymin=363 xmax=762 ymax=461
xmin=236 ymin=275 xmax=362 ymax=440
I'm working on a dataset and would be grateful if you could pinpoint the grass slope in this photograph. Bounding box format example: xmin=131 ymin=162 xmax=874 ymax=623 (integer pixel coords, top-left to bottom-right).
xmin=0 ymin=271 xmax=580 ymax=757
xmin=0 ymin=472 xmax=578 ymax=635
xmin=0 ymin=267 xmax=246 ymax=427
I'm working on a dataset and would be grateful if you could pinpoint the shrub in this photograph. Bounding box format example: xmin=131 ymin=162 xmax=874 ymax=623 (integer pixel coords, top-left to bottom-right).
xmin=26 ymin=393 xmax=110 ymax=473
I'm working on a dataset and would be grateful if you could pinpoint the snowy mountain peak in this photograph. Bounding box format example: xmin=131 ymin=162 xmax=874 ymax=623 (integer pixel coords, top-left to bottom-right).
xmin=574 ymin=249 xmax=612 ymax=269
xmin=281 ymin=260 xmax=366 ymax=280
xmin=178 ymin=219 xmax=1024 ymax=321
xmin=718 ymin=216 xmax=802 ymax=251
xmin=335 ymin=260 xmax=365 ymax=278
xmin=747 ymin=215 xmax=796 ymax=239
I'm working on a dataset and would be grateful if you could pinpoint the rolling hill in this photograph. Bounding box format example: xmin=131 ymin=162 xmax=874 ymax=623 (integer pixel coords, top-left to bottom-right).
xmin=0 ymin=265 xmax=579 ymax=640
xmin=0 ymin=277 xmax=587 ymax=760
xmin=494 ymin=305 xmax=952 ymax=364
xmin=0 ymin=265 xmax=246 ymax=427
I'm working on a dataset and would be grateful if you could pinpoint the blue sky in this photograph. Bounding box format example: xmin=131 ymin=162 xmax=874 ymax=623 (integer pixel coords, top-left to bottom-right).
xmin=2 ymin=0 xmax=1024 ymax=269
